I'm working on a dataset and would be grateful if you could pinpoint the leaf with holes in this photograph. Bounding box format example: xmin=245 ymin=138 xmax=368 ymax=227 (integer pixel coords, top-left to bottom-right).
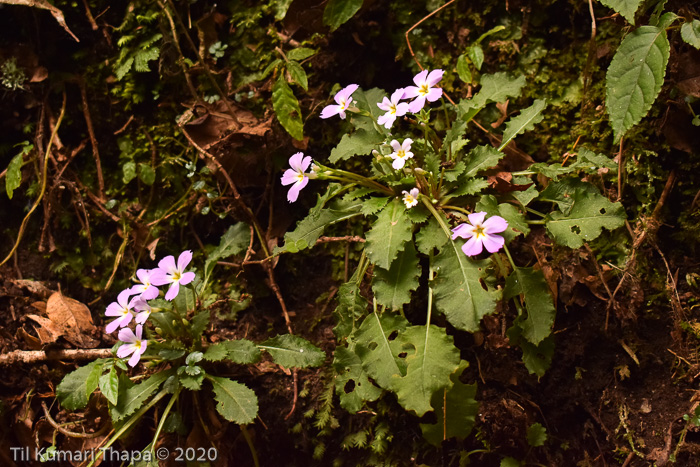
xmin=420 ymin=361 xmax=478 ymax=446
xmin=207 ymin=376 xmax=258 ymax=424
xmin=354 ymin=311 xmax=408 ymax=390
xmin=598 ymin=0 xmax=642 ymax=24
xmin=364 ymin=199 xmax=413 ymax=270
xmin=391 ymin=325 xmax=461 ymax=416
xmin=606 ymin=26 xmax=670 ymax=143
xmin=259 ymin=335 xmax=325 ymax=368
xmin=498 ymin=99 xmax=546 ymax=150
xmin=432 ymin=240 xmax=501 ymax=332
xmin=504 ymin=267 xmax=556 ymax=345
xmin=333 ymin=344 xmax=382 ymax=413
xmin=272 ymin=74 xmax=304 ymax=140
xmin=545 ymin=189 xmax=626 ymax=248
xmin=372 ymin=240 xmax=421 ymax=311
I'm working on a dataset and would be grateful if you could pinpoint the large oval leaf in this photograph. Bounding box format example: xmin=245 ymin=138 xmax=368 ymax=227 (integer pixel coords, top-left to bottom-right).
xmin=606 ymin=26 xmax=669 ymax=143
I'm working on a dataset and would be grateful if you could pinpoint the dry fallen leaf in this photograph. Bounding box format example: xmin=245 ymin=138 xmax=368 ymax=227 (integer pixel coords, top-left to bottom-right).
xmin=45 ymin=292 xmax=99 ymax=348
xmin=25 ymin=314 xmax=63 ymax=345
xmin=11 ymin=279 xmax=55 ymax=299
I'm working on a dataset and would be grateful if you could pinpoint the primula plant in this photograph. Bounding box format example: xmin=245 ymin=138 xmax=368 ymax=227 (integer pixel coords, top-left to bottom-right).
xmin=56 ymin=237 xmax=325 ymax=463
xmin=276 ymin=66 xmax=627 ymax=442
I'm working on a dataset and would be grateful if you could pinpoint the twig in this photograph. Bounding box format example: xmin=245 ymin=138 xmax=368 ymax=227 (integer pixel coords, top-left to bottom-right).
xmin=617 ymin=136 xmax=624 ymax=201
xmin=78 ymin=77 xmax=105 ymax=200
xmin=405 ymin=0 xmax=457 ymax=106
xmin=164 ymin=0 xmax=240 ymax=125
xmin=42 ymin=401 xmax=111 ymax=438
xmin=609 ymin=170 xmax=676 ymax=317
xmin=584 ymin=243 xmax=616 ymax=330
xmin=159 ymin=1 xmax=204 ymax=106
xmin=0 ymin=348 xmax=113 ymax=366
xmin=80 ymin=0 xmax=98 ymax=30
xmin=0 ymin=90 xmax=66 ymax=268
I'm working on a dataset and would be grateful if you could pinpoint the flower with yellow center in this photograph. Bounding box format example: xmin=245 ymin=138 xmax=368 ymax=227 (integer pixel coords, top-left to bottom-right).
xmin=451 ymin=212 xmax=508 ymax=256
xmin=403 ymin=69 xmax=444 ymax=113
xmin=389 ymin=138 xmax=414 ymax=170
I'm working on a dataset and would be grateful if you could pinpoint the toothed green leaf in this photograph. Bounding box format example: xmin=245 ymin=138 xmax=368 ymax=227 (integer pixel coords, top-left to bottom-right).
xmin=365 ymin=199 xmax=413 ymax=269
xmin=372 ymin=241 xmax=421 ymax=311
xmin=207 ymin=376 xmax=258 ymax=424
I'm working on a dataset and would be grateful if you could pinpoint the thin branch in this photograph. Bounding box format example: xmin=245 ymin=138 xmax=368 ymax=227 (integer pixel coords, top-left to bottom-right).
xmin=0 ymin=348 xmax=112 ymax=366
xmin=405 ymin=0 xmax=457 ymax=106
xmin=42 ymin=401 xmax=111 ymax=439
xmin=78 ymin=77 xmax=105 ymax=200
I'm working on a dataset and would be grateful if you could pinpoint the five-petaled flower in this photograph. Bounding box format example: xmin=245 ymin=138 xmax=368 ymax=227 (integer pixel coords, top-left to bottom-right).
xmin=402 ymin=188 xmax=420 ymax=209
xmin=280 ymin=152 xmax=313 ymax=203
xmin=117 ymin=325 xmax=148 ymax=367
xmin=152 ymin=250 xmax=196 ymax=300
xmin=131 ymin=297 xmax=152 ymax=325
xmin=377 ymin=88 xmax=410 ymax=129
xmin=129 ymin=268 xmax=163 ymax=300
xmin=105 ymin=289 xmax=137 ymax=334
xmin=403 ymin=69 xmax=444 ymax=113
xmin=320 ymin=84 xmax=359 ymax=120
xmin=451 ymin=212 xmax=508 ymax=256
xmin=389 ymin=138 xmax=414 ymax=169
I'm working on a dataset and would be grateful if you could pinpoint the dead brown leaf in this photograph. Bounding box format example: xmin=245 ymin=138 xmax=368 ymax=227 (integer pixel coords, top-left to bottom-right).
xmin=25 ymin=314 xmax=63 ymax=345
xmin=45 ymin=292 xmax=99 ymax=348
xmin=11 ymin=279 xmax=54 ymax=299
xmin=0 ymin=0 xmax=79 ymax=42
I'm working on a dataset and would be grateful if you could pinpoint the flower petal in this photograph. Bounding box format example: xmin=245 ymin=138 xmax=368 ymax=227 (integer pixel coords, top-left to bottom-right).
xmin=337 ymin=84 xmax=359 ymax=102
xmin=391 ymin=88 xmax=405 ymax=103
xmin=392 ymin=157 xmax=406 ymax=170
xmin=390 ymin=140 xmax=402 ymax=152
xmin=451 ymin=223 xmax=475 ymax=239
xmin=127 ymin=349 xmax=142 ymax=367
xmin=413 ymin=69 xmax=429 ymax=86
xmin=320 ymin=104 xmax=340 ymax=119
xmin=482 ymin=233 xmax=505 ymax=253
xmin=179 ymin=271 xmax=196 ymax=286
xmin=117 ymin=289 xmax=132 ymax=307
xmin=461 ymin=236 xmax=484 ymax=256
xmin=401 ymin=138 xmax=413 ymax=151
xmin=426 ymin=87 xmax=443 ymax=102
xmin=378 ymin=113 xmax=395 ymax=129
xmin=394 ymin=102 xmax=410 ymax=116
xmin=117 ymin=343 xmax=135 ymax=358
xmin=281 ymin=168 xmax=299 ymax=186
xmin=409 ymin=188 xmax=420 ymax=198
xmin=158 ymin=255 xmax=177 ymax=275
xmin=467 ymin=211 xmax=487 ymax=226
xmin=401 ymin=86 xmax=420 ymax=99
xmin=427 ymin=69 xmax=444 ymax=86
xmin=106 ymin=319 xmax=122 ymax=334
xmin=118 ymin=327 xmax=136 ymax=343
xmin=483 ymin=215 xmax=508 ymax=234
xmin=165 ymin=282 xmax=180 ymax=301
xmin=177 ymin=250 xmax=193 ymax=272
xmin=408 ymin=97 xmax=426 ymax=113
xmin=377 ymin=97 xmax=392 ymax=111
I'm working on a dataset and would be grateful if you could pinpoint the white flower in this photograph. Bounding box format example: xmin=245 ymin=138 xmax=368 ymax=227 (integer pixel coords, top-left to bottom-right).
xmin=402 ymin=188 xmax=420 ymax=209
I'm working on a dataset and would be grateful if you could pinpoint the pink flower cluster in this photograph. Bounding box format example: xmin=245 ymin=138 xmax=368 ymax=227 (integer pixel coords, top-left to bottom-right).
xmin=105 ymin=250 xmax=196 ymax=366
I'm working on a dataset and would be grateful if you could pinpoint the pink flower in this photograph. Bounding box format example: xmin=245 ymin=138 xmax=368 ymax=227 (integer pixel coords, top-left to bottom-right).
xmin=402 ymin=188 xmax=420 ymax=209
xmin=280 ymin=152 xmax=313 ymax=203
xmin=451 ymin=212 xmax=508 ymax=256
xmin=105 ymin=289 xmax=137 ymax=334
xmin=151 ymin=250 xmax=196 ymax=300
xmin=377 ymin=88 xmax=409 ymax=129
xmin=117 ymin=325 xmax=148 ymax=367
xmin=129 ymin=268 xmax=162 ymax=300
xmin=403 ymin=69 xmax=444 ymax=113
xmin=320 ymin=84 xmax=359 ymax=119
xmin=131 ymin=297 xmax=152 ymax=325
xmin=389 ymin=138 xmax=414 ymax=170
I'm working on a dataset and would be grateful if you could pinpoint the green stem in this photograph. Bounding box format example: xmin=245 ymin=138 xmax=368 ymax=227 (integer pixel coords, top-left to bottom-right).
xmin=421 ymin=196 xmax=452 ymax=239
xmin=502 ymin=244 xmax=517 ymax=271
xmin=149 ymin=386 xmax=181 ymax=457
xmin=442 ymin=205 xmax=472 ymax=216
xmin=86 ymin=388 xmax=169 ymax=467
xmin=524 ymin=206 xmax=547 ymax=218
xmin=427 ymin=251 xmax=435 ymax=327
xmin=241 ymin=425 xmax=260 ymax=467
xmin=526 ymin=220 xmax=546 ymax=225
